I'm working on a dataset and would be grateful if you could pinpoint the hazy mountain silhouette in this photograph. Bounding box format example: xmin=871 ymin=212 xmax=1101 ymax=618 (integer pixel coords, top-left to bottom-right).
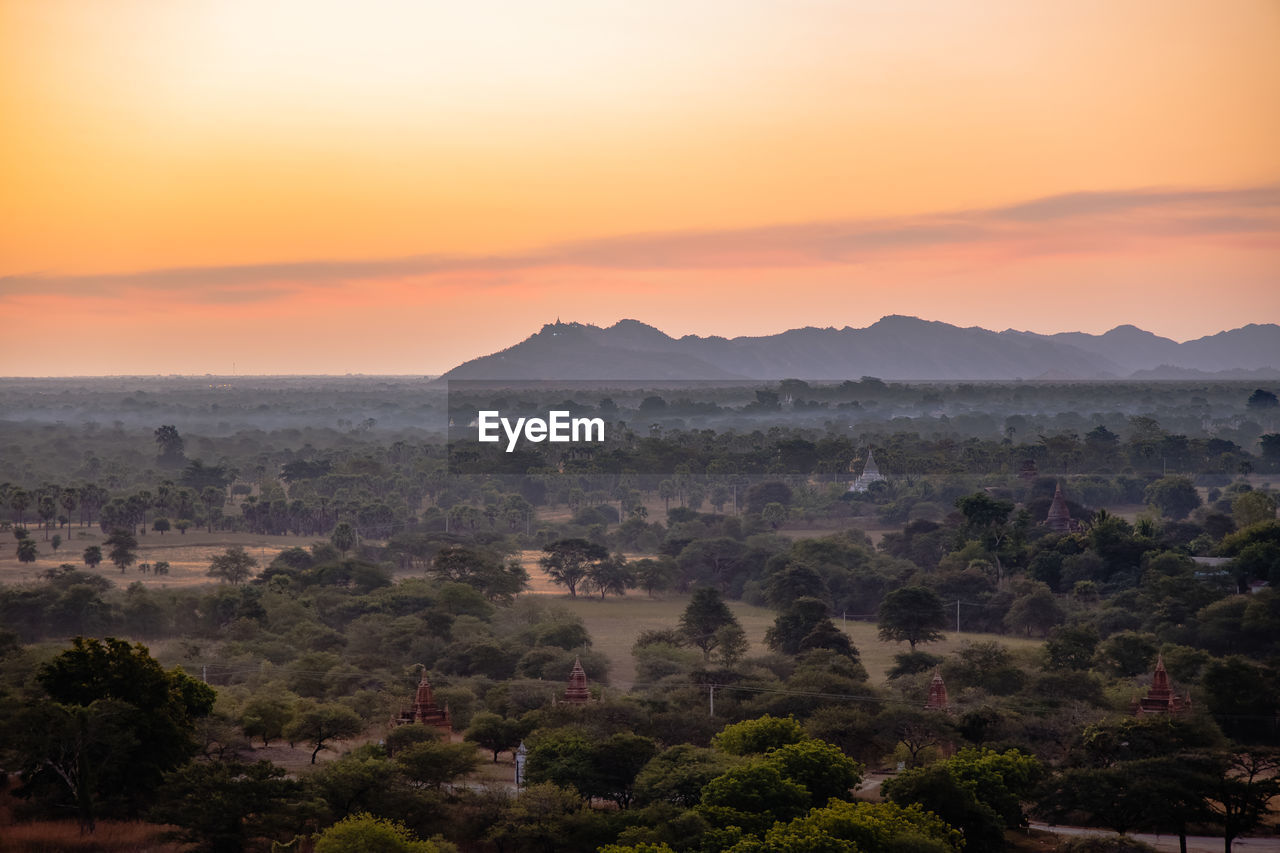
xmin=441 ymin=316 xmax=1280 ymax=381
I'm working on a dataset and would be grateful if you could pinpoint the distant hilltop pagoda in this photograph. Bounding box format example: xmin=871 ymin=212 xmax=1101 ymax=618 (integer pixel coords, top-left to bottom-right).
xmin=394 ymin=670 xmax=452 ymax=732
xmin=1044 ymin=482 xmax=1078 ymax=533
xmin=1132 ymin=654 xmax=1191 ymax=716
xmin=563 ymin=657 xmax=592 ymax=704
xmin=848 ymin=448 xmax=887 ymax=493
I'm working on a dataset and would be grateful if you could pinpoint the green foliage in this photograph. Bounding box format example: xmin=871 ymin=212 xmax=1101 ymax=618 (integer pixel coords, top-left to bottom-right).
xmin=14 ymin=637 xmax=215 ymax=828
xmin=540 ymin=538 xmax=610 ymax=598
xmin=526 ymin=728 xmax=658 ymax=807
xmin=395 ymin=739 xmax=481 ymax=789
xmin=680 ymin=587 xmax=742 ymax=659
xmin=734 ymin=799 xmax=962 ymax=853
xmin=634 ymin=744 xmax=731 ymax=808
xmin=465 ymin=712 xmax=526 ymax=761
xmin=1144 ymin=476 xmax=1202 ymax=520
xmin=760 ymin=738 xmax=864 ymax=808
xmin=240 ymin=693 xmax=295 ymax=746
xmin=207 ymin=545 xmax=258 ymax=584
xmin=313 ymin=812 xmax=456 ymax=853
xmin=697 ymin=761 xmax=811 ymax=837
xmin=877 ymin=586 xmax=946 ymax=650
xmin=712 ymin=715 xmax=807 ymax=756
xmin=284 ymin=701 xmax=365 ymax=764
xmin=150 ymin=759 xmax=312 ymax=853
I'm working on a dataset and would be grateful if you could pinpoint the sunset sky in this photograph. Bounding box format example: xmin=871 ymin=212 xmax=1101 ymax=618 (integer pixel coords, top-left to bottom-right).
xmin=2 ymin=0 xmax=1278 ymax=375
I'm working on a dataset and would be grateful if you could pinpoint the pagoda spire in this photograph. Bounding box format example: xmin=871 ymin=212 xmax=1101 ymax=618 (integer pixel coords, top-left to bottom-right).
xmin=925 ymin=667 xmax=949 ymax=712
xmin=1045 ymin=482 xmax=1072 ymax=532
xmin=563 ymin=657 xmax=591 ymax=704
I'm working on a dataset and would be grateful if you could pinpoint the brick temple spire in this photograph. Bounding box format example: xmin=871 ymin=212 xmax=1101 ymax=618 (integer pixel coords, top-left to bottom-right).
xmin=394 ymin=669 xmax=452 ymax=731
xmin=563 ymin=657 xmax=591 ymax=704
xmin=1045 ymin=482 xmax=1073 ymax=533
xmin=1133 ymin=654 xmax=1190 ymax=715
xmin=925 ymin=667 xmax=949 ymax=712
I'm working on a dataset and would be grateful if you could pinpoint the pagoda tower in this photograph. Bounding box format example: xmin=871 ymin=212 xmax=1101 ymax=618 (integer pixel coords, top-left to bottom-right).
xmin=1045 ymin=483 xmax=1073 ymax=533
xmin=925 ymin=667 xmax=950 ymax=712
xmin=563 ymin=657 xmax=591 ymax=704
xmin=1133 ymin=655 xmax=1190 ymax=715
xmin=848 ymin=448 xmax=887 ymax=493
xmin=395 ymin=671 xmax=452 ymax=732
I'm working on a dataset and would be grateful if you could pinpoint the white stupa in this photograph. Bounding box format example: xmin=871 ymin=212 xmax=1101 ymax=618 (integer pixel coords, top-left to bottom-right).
xmin=848 ymin=448 xmax=886 ymax=492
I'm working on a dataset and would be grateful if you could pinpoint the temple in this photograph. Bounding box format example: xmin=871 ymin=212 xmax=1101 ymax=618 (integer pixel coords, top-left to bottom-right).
xmin=1044 ymin=482 xmax=1075 ymax=533
xmin=394 ymin=671 xmax=453 ymax=732
xmin=848 ymin=448 xmax=887 ymax=493
xmin=1132 ymin=655 xmax=1190 ymax=715
xmin=924 ymin=667 xmax=950 ymax=712
xmin=563 ymin=657 xmax=591 ymax=704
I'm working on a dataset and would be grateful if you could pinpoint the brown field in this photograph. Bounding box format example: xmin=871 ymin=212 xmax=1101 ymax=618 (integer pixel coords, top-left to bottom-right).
xmin=547 ymin=590 xmax=1043 ymax=690
xmin=0 ymin=528 xmax=304 ymax=589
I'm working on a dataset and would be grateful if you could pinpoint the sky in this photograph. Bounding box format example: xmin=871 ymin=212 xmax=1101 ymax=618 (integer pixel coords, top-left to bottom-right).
xmin=1 ymin=0 xmax=1278 ymax=376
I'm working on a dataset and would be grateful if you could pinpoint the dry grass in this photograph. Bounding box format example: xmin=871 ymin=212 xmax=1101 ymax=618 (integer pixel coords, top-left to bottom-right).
xmin=0 ymin=529 xmax=308 ymax=589
xmin=0 ymin=821 xmax=190 ymax=853
xmin=550 ymin=592 xmax=1043 ymax=690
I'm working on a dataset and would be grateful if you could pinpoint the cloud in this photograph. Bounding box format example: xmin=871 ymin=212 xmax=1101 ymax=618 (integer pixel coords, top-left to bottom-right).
xmin=3 ymin=183 xmax=1276 ymax=300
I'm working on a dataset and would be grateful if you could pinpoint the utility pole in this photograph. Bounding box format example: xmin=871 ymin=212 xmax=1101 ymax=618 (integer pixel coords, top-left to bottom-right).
xmin=956 ymin=599 xmax=961 ymax=633
xmin=708 ymin=684 xmax=715 ymax=717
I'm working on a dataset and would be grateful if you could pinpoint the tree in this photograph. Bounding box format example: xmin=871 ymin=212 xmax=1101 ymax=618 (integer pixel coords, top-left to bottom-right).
xmin=1044 ymin=622 xmax=1100 ymax=670
xmin=284 ymin=702 xmax=364 ymax=764
xmin=1246 ymin=389 xmax=1279 ymax=411
xmin=314 ymin=813 xmax=455 ymax=853
xmin=697 ymin=761 xmax=810 ymax=837
xmin=465 ymin=713 xmax=525 ymax=762
xmin=763 ymin=738 xmax=864 ymax=808
xmin=1232 ymin=491 xmax=1277 ymax=529
xmin=679 ymin=587 xmax=742 ymax=659
xmin=154 ymin=425 xmax=186 ymax=467
xmin=15 ymin=637 xmax=215 ymax=830
xmin=104 ymin=528 xmax=138 ymax=573
xmin=539 ymin=538 xmax=609 ymax=598
xmin=712 ymin=715 xmax=807 ymax=756
xmin=149 ymin=759 xmax=311 ymax=853
xmin=1144 ymin=476 xmax=1202 ymax=520
xmin=152 ymin=517 xmax=171 ymax=535
xmin=51 ymin=533 xmax=62 ymax=553
xmin=207 ymin=545 xmax=258 ymax=585
xmin=878 ymin=586 xmax=946 ymax=650
xmin=330 ymin=521 xmax=357 ymax=556
xmin=240 ymin=695 xmax=295 ymax=747
xmin=17 ymin=537 xmax=37 ymax=564
xmin=634 ymin=744 xmax=730 ymax=808
xmin=82 ymin=544 xmax=103 ymax=569
xmin=633 ymin=558 xmax=678 ymax=597
xmin=749 ymin=799 xmax=962 ymax=853
xmin=1195 ymin=750 xmax=1280 ymax=853
xmin=395 ymin=739 xmax=481 ymax=789
xmin=585 ymin=554 xmax=635 ymax=599
xmin=1004 ymin=583 xmax=1066 ymax=637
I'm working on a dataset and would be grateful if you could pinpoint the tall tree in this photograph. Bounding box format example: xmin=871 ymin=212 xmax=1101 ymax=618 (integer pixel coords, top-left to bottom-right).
xmin=104 ymin=528 xmax=138 ymax=573
xmin=539 ymin=538 xmax=609 ymax=598
xmin=153 ymin=425 xmax=186 ymax=467
xmin=14 ymin=637 xmax=215 ymax=830
xmin=878 ymin=586 xmax=947 ymax=650
xmin=207 ymin=546 xmax=258 ymax=585
xmin=679 ymin=587 xmax=742 ymax=659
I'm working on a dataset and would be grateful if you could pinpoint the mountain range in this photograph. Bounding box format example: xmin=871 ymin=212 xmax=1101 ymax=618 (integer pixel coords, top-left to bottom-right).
xmin=440 ymin=316 xmax=1280 ymax=382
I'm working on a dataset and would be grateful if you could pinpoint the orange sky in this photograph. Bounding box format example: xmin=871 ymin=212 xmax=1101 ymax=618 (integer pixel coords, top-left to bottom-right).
xmin=2 ymin=0 xmax=1278 ymax=375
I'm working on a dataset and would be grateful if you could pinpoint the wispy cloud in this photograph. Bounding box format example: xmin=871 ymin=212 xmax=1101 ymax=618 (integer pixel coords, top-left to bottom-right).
xmin=3 ymin=184 xmax=1276 ymax=301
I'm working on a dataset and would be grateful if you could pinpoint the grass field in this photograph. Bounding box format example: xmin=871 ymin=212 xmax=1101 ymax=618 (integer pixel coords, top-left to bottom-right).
xmin=553 ymin=592 xmax=1043 ymax=690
